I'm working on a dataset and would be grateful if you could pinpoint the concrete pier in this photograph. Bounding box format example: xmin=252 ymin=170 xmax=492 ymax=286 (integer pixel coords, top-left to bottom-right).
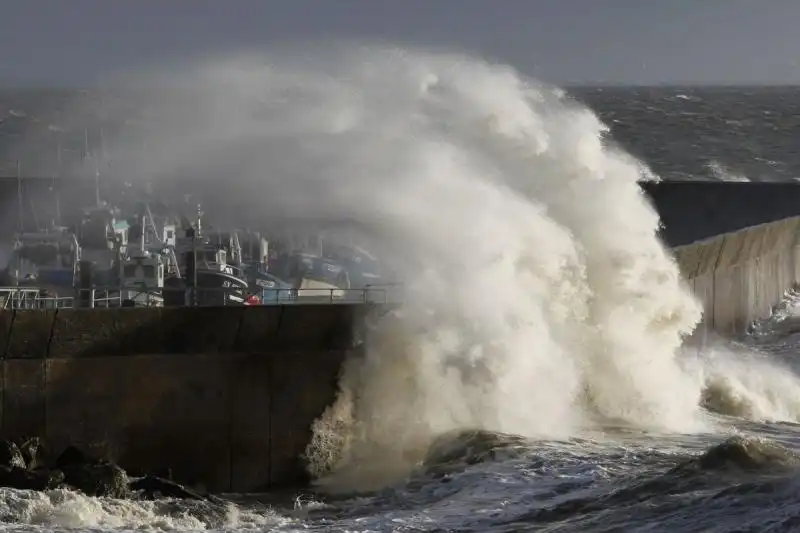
xmin=641 ymin=180 xmax=800 ymax=337
xmin=0 ymin=304 xmax=373 ymax=492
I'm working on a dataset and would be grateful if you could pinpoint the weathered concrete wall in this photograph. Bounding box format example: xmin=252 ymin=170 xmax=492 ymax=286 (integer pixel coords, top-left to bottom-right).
xmin=0 ymin=304 xmax=370 ymax=492
xmin=672 ymin=216 xmax=800 ymax=338
xmin=642 ymin=181 xmax=800 ymax=338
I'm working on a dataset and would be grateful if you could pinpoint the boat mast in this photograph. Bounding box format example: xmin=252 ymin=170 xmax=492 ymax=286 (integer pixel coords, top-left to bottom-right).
xmin=16 ymin=159 xmax=23 ymax=233
xmin=15 ymin=159 xmax=23 ymax=282
xmin=84 ymin=126 xmax=100 ymax=207
xmin=100 ymin=125 xmax=106 ymax=162
xmin=191 ymin=205 xmax=201 ymax=307
xmin=55 ymin=135 xmax=62 ymax=227
xmin=99 ymin=125 xmax=106 ymax=205
xmin=140 ymin=214 xmax=146 ymax=251
xmin=94 ymin=155 xmax=101 ymax=208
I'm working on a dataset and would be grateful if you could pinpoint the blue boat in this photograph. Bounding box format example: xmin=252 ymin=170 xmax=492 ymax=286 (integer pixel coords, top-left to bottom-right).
xmin=243 ymin=263 xmax=296 ymax=303
xmin=1 ymin=229 xmax=80 ymax=293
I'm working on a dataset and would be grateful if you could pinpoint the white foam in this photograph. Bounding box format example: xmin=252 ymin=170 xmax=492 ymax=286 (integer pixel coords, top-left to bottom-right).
xmin=0 ymin=487 xmax=289 ymax=531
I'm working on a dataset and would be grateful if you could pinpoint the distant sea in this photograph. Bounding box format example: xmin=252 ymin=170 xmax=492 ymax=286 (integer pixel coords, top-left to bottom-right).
xmin=2 ymin=85 xmax=800 ymax=181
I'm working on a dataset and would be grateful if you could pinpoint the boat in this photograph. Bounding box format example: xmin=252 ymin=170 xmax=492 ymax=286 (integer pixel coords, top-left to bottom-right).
xmin=243 ymin=263 xmax=296 ymax=303
xmin=74 ymin=202 xmax=129 ymax=288
xmin=321 ymin=242 xmax=387 ymax=288
xmin=237 ymin=231 xmax=269 ymax=267
xmin=162 ymin=206 xmax=250 ymax=307
xmin=0 ymin=229 xmax=80 ymax=294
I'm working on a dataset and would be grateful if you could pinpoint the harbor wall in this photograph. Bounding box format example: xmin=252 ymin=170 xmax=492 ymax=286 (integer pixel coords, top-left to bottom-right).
xmin=671 ymin=216 xmax=800 ymax=338
xmin=0 ymin=304 xmax=370 ymax=492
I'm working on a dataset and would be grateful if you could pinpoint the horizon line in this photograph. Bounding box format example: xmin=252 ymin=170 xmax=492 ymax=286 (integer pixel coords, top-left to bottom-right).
xmin=3 ymin=82 xmax=800 ymax=91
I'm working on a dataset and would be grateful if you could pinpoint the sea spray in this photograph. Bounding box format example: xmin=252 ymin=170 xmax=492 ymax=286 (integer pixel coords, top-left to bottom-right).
xmin=51 ymin=44 xmax=710 ymax=491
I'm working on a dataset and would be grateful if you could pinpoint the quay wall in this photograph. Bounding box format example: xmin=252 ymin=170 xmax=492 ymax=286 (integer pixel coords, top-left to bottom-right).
xmin=671 ymin=216 xmax=800 ymax=338
xmin=640 ymin=180 xmax=800 ymax=337
xmin=0 ymin=304 xmax=372 ymax=493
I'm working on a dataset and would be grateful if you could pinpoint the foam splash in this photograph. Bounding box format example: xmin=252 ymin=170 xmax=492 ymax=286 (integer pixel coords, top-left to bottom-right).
xmin=41 ymin=43 xmax=800 ymax=493
xmin=706 ymin=160 xmax=750 ymax=182
xmin=0 ymin=487 xmax=287 ymax=531
xmin=689 ymin=290 xmax=800 ymax=424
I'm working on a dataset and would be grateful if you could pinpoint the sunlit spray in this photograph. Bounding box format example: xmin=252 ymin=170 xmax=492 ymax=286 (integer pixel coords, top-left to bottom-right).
xmin=49 ymin=44 xmax=725 ymax=492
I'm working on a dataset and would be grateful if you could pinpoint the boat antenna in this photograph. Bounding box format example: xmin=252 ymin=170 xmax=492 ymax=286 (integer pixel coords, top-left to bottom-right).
xmin=195 ymin=204 xmax=203 ymax=236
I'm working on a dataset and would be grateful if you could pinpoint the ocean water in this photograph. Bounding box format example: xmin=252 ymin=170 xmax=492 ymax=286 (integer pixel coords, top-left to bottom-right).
xmin=3 ymin=45 xmax=800 ymax=532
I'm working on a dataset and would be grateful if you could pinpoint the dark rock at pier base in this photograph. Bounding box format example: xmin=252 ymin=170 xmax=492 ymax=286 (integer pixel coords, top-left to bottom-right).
xmin=0 ymin=440 xmax=211 ymax=500
xmin=129 ymin=475 xmax=206 ymax=500
xmin=0 ymin=466 xmax=64 ymax=491
xmin=0 ymin=441 xmax=26 ymax=470
xmin=18 ymin=437 xmax=46 ymax=470
xmin=0 ymin=439 xmax=63 ymax=491
xmin=56 ymin=445 xmax=130 ymax=498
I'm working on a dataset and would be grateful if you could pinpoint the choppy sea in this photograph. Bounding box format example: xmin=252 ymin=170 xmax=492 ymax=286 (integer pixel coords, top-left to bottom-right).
xmin=3 ymin=59 xmax=800 ymax=532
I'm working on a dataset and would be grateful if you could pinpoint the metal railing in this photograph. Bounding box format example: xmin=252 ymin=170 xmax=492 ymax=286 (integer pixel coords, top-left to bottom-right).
xmin=1 ymin=287 xmax=74 ymax=310
xmin=0 ymin=285 xmax=403 ymax=310
xmin=258 ymin=287 xmax=394 ymax=304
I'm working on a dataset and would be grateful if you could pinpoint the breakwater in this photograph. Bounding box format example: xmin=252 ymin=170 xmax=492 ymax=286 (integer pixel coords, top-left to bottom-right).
xmin=642 ymin=181 xmax=800 ymax=338
xmin=671 ymin=216 xmax=800 ymax=338
xmin=0 ymin=304 xmax=374 ymax=492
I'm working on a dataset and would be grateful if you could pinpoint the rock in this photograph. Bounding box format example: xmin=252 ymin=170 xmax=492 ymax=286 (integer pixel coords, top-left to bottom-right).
xmin=56 ymin=446 xmax=130 ymax=498
xmin=129 ymin=475 xmax=205 ymax=500
xmin=62 ymin=461 xmax=130 ymax=498
xmin=0 ymin=466 xmax=64 ymax=491
xmin=0 ymin=441 xmax=25 ymax=470
xmin=17 ymin=437 xmax=45 ymax=470
xmin=0 ymin=440 xmax=218 ymax=501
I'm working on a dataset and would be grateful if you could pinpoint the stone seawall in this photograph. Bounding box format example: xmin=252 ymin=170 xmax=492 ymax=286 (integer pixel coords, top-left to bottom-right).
xmin=671 ymin=216 xmax=800 ymax=338
xmin=0 ymin=304 xmax=372 ymax=492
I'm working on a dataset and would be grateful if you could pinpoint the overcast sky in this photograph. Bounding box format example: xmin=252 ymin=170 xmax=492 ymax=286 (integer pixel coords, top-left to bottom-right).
xmin=2 ymin=0 xmax=800 ymax=86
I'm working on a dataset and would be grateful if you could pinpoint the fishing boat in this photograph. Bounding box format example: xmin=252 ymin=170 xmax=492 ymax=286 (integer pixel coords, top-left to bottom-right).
xmin=242 ymin=263 xmax=296 ymax=303
xmin=0 ymin=229 xmax=80 ymax=294
xmin=162 ymin=206 xmax=249 ymax=307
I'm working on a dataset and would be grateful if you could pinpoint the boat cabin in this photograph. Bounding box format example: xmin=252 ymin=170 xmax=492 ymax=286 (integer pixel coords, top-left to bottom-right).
xmin=119 ymin=252 xmax=165 ymax=306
